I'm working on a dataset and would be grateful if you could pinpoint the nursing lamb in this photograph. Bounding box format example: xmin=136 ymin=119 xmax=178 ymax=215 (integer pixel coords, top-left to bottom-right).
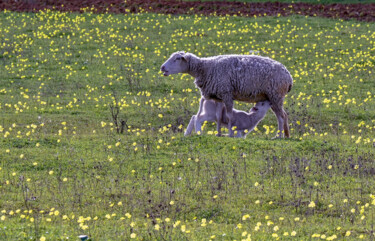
xmin=185 ymin=98 xmax=271 ymax=138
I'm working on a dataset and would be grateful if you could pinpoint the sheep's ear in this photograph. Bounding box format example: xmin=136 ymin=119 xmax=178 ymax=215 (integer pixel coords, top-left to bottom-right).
xmin=181 ymin=53 xmax=190 ymax=62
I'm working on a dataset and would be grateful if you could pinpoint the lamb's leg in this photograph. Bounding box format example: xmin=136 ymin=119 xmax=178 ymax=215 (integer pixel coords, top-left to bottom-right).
xmin=223 ymin=98 xmax=234 ymax=137
xmin=194 ymin=97 xmax=208 ymax=134
xmin=185 ymin=97 xmax=206 ymax=136
xmin=283 ymin=109 xmax=290 ymax=138
xmin=194 ymin=115 xmax=205 ymax=134
xmin=236 ymin=131 xmax=243 ymax=138
xmin=271 ymin=105 xmax=285 ymax=138
xmin=184 ymin=115 xmax=196 ymax=136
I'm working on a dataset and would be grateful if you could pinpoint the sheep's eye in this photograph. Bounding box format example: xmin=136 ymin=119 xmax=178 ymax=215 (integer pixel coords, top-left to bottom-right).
xmin=176 ymin=57 xmax=181 ymax=60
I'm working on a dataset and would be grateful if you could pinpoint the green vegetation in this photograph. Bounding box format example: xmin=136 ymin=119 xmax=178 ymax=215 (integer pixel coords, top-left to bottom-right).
xmin=0 ymin=9 xmax=375 ymax=240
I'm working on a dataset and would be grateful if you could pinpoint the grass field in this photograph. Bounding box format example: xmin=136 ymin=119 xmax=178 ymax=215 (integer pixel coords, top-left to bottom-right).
xmin=0 ymin=8 xmax=375 ymax=240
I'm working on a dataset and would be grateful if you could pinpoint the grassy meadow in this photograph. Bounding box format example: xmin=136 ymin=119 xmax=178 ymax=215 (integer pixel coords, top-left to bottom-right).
xmin=0 ymin=8 xmax=375 ymax=240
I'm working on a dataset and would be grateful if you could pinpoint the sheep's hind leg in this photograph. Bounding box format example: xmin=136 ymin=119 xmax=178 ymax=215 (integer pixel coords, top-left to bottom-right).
xmin=223 ymin=98 xmax=234 ymax=137
xmin=271 ymin=105 xmax=285 ymax=139
xmin=184 ymin=115 xmax=196 ymax=136
xmin=283 ymin=109 xmax=290 ymax=138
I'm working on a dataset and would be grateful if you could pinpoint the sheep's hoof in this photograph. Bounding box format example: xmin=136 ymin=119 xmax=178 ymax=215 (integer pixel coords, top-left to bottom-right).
xmin=272 ymin=135 xmax=283 ymax=140
xmin=216 ymin=133 xmax=222 ymax=137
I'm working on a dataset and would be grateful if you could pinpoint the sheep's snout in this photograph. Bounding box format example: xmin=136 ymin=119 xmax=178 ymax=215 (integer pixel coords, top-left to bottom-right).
xmin=160 ymin=65 xmax=169 ymax=76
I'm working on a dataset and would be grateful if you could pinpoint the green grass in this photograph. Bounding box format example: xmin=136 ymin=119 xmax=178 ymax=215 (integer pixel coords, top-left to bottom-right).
xmin=0 ymin=9 xmax=375 ymax=240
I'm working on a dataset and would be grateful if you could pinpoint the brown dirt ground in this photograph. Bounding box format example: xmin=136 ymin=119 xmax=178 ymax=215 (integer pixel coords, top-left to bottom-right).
xmin=0 ymin=0 xmax=374 ymax=22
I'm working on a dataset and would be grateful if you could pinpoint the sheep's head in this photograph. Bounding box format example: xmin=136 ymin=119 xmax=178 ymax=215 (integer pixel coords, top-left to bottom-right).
xmin=250 ymin=101 xmax=271 ymax=115
xmin=161 ymin=51 xmax=189 ymax=76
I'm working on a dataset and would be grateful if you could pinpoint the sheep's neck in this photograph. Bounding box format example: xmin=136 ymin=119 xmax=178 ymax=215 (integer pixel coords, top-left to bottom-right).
xmin=187 ymin=58 xmax=205 ymax=79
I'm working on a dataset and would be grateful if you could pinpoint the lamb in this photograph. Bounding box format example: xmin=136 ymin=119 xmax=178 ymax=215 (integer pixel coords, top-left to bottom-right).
xmin=184 ymin=98 xmax=271 ymax=138
xmin=161 ymin=51 xmax=293 ymax=138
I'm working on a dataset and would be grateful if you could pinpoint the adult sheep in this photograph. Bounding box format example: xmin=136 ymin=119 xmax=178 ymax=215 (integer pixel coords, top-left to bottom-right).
xmin=161 ymin=51 xmax=293 ymax=138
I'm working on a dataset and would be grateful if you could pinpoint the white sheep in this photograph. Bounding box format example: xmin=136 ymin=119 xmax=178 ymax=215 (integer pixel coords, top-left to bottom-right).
xmin=185 ymin=98 xmax=271 ymax=137
xmin=161 ymin=51 xmax=293 ymax=138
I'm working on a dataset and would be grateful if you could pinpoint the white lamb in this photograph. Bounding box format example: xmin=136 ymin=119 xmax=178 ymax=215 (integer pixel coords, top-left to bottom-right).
xmin=185 ymin=98 xmax=271 ymax=138
xmin=161 ymin=51 xmax=293 ymax=138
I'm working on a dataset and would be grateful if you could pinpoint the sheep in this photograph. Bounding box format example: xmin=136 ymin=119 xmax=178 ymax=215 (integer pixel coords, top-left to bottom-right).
xmin=184 ymin=98 xmax=271 ymax=138
xmin=161 ymin=51 xmax=293 ymax=138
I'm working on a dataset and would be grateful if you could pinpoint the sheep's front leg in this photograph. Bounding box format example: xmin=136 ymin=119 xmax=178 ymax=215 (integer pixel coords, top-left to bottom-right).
xmin=224 ymin=98 xmax=234 ymax=137
xmin=215 ymin=102 xmax=223 ymax=137
xmin=184 ymin=115 xmax=196 ymax=136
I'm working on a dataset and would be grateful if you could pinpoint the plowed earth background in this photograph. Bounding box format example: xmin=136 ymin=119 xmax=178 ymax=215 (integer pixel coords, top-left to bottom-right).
xmin=1 ymin=0 xmax=375 ymax=22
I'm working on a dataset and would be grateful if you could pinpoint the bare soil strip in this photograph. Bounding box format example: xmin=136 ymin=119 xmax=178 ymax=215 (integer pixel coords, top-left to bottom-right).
xmin=1 ymin=0 xmax=374 ymax=22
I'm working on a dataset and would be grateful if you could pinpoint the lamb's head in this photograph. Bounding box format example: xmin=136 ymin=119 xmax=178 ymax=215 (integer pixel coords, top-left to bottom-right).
xmin=161 ymin=51 xmax=189 ymax=76
xmin=250 ymin=101 xmax=271 ymax=116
